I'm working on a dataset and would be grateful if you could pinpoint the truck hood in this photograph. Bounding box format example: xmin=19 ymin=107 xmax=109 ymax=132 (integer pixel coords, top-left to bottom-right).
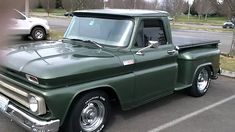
xmin=0 ymin=41 xmax=123 ymax=82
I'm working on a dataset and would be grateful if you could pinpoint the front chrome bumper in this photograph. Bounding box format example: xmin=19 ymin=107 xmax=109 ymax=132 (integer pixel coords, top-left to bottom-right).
xmin=1 ymin=102 xmax=60 ymax=132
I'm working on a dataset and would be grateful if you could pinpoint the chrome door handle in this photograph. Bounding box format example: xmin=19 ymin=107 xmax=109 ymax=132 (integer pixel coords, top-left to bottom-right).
xmin=167 ymin=50 xmax=177 ymax=55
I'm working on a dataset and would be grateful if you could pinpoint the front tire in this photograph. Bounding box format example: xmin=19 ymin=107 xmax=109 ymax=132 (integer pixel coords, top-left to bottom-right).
xmin=188 ymin=67 xmax=211 ymax=97
xmin=65 ymin=91 xmax=110 ymax=132
xmin=31 ymin=27 xmax=46 ymax=41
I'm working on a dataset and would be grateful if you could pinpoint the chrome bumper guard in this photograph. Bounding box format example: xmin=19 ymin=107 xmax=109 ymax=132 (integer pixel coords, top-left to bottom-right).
xmin=218 ymin=68 xmax=222 ymax=74
xmin=211 ymin=68 xmax=222 ymax=80
xmin=1 ymin=103 xmax=60 ymax=132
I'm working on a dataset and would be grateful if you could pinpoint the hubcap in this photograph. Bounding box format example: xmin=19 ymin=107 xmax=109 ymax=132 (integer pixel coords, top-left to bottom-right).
xmin=197 ymin=68 xmax=209 ymax=91
xmin=34 ymin=30 xmax=44 ymax=39
xmin=80 ymin=100 xmax=105 ymax=132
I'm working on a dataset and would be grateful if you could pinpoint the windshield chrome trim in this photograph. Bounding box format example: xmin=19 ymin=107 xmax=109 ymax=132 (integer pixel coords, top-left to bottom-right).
xmin=64 ymin=16 xmax=134 ymax=48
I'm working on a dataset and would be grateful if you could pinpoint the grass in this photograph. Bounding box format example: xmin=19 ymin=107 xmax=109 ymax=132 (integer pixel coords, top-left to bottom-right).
xmin=171 ymin=15 xmax=234 ymax=32
xmin=171 ymin=24 xmax=233 ymax=32
xmin=220 ymin=55 xmax=235 ymax=72
xmin=49 ymin=30 xmax=65 ymax=40
xmin=176 ymin=15 xmax=228 ymax=26
xmin=32 ymin=8 xmax=66 ymax=16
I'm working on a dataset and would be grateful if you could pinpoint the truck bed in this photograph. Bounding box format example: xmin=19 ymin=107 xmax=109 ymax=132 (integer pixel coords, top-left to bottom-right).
xmin=172 ymin=35 xmax=220 ymax=49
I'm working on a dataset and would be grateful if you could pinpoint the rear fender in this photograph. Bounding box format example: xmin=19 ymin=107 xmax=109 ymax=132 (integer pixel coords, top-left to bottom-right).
xmin=192 ymin=63 xmax=213 ymax=83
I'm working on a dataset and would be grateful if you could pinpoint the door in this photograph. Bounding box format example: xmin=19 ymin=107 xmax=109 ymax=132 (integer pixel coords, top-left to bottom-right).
xmin=132 ymin=18 xmax=178 ymax=103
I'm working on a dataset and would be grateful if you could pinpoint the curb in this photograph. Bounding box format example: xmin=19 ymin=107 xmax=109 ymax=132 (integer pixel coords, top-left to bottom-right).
xmin=221 ymin=69 xmax=235 ymax=78
xmin=30 ymin=13 xmax=69 ymax=19
xmin=32 ymin=15 xmax=69 ymax=19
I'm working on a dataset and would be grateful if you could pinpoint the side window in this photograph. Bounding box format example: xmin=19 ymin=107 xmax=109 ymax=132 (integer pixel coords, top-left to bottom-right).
xmin=135 ymin=19 xmax=167 ymax=47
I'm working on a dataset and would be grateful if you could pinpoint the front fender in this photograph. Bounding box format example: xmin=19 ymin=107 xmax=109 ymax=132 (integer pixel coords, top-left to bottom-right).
xmin=44 ymin=72 xmax=135 ymax=126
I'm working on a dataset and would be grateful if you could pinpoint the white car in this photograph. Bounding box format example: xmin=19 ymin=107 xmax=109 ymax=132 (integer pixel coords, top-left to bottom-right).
xmin=223 ymin=21 xmax=235 ymax=29
xmin=9 ymin=9 xmax=50 ymax=40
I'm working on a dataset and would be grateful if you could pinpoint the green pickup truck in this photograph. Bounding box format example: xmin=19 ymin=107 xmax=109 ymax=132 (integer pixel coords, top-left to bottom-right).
xmin=0 ymin=9 xmax=220 ymax=132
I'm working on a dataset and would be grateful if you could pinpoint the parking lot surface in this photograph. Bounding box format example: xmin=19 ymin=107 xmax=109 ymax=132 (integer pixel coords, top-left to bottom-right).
xmin=0 ymin=76 xmax=235 ymax=132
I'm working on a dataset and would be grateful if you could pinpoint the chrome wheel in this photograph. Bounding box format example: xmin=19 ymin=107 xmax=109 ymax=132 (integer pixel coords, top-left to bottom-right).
xmin=34 ymin=30 xmax=44 ymax=40
xmin=197 ymin=68 xmax=209 ymax=91
xmin=31 ymin=27 xmax=46 ymax=40
xmin=80 ymin=100 xmax=105 ymax=132
xmin=188 ymin=67 xmax=211 ymax=97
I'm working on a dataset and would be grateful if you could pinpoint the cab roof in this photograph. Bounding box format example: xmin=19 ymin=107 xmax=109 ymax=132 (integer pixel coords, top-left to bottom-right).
xmin=73 ymin=9 xmax=169 ymax=17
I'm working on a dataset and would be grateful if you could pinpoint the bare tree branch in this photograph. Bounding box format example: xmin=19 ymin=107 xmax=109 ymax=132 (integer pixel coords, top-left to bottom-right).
xmin=40 ymin=0 xmax=56 ymax=16
xmin=161 ymin=0 xmax=187 ymax=20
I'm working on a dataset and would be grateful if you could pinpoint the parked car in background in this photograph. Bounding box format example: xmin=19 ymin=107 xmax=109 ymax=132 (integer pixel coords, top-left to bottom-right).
xmin=168 ymin=16 xmax=174 ymax=21
xmin=223 ymin=21 xmax=234 ymax=29
xmin=9 ymin=9 xmax=50 ymax=40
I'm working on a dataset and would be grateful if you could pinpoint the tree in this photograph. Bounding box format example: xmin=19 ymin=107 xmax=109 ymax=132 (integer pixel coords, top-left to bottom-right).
xmin=161 ymin=0 xmax=187 ymax=20
xmin=194 ymin=0 xmax=217 ymax=20
xmin=62 ymin=0 xmax=75 ymax=11
xmin=29 ymin=0 xmax=40 ymax=10
xmin=83 ymin=0 xmax=103 ymax=9
xmin=40 ymin=0 xmax=56 ymax=16
xmin=221 ymin=0 xmax=235 ymax=19
xmin=108 ymin=0 xmax=134 ymax=9
xmin=107 ymin=0 xmax=159 ymax=10
xmin=136 ymin=0 xmax=159 ymax=10
xmin=62 ymin=0 xmax=103 ymax=11
xmin=185 ymin=1 xmax=198 ymax=16
xmin=56 ymin=0 xmax=62 ymax=8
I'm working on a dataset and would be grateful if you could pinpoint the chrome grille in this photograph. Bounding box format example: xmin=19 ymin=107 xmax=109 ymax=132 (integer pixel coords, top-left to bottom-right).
xmin=0 ymin=79 xmax=30 ymax=108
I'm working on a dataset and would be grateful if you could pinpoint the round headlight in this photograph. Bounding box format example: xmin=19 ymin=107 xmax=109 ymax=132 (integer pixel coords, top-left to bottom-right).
xmin=29 ymin=96 xmax=38 ymax=112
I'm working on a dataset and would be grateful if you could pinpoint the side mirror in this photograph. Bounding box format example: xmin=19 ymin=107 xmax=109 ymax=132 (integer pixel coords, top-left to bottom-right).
xmin=64 ymin=12 xmax=73 ymax=17
xmin=149 ymin=41 xmax=159 ymax=48
xmin=175 ymin=46 xmax=180 ymax=51
xmin=168 ymin=17 xmax=174 ymax=21
xmin=136 ymin=41 xmax=159 ymax=55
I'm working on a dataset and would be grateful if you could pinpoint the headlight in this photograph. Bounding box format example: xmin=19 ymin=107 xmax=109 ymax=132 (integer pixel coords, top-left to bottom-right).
xmin=29 ymin=96 xmax=38 ymax=113
xmin=28 ymin=94 xmax=47 ymax=115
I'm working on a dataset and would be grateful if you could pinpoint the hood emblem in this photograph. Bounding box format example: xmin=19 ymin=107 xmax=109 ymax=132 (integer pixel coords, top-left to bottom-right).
xmin=123 ymin=59 xmax=134 ymax=66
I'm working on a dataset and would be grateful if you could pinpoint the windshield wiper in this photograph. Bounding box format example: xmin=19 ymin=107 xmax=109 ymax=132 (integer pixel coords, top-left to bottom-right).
xmin=63 ymin=38 xmax=103 ymax=49
xmin=83 ymin=40 xmax=103 ymax=49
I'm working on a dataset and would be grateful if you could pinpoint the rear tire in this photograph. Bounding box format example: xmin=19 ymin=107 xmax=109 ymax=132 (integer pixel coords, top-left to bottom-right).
xmin=188 ymin=67 xmax=211 ymax=97
xmin=31 ymin=27 xmax=46 ymax=41
xmin=64 ymin=91 xmax=110 ymax=132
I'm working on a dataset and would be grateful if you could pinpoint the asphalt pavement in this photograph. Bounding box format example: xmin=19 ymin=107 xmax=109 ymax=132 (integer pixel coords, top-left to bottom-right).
xmin=47 ymin=17 xmax=71 ymax=32
xmin=0 ymin=76 xmax=235 ymax=132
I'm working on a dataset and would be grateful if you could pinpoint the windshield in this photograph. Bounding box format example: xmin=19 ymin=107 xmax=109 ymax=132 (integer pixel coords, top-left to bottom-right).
xmin=64 ymin=16 xmax=134 ymax=47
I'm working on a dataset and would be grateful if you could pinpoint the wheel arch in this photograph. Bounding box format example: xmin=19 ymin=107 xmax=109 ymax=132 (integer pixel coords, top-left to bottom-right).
xmin=192 ymin=63 xmax=213 ymax=84
xmin=61 ymin=85 xmax=121 ymax=125
xmin=30 ymin=25 xmax=47 ymax=35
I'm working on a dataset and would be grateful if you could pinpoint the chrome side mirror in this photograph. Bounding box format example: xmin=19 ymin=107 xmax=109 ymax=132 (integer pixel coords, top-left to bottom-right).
xmin=136 ymin=41 xmax=159 ymax=55
xmin=175 ymin=46 xmax=180 ymax=51
xmin=64 ymin=12 xmax=73 ymax=17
